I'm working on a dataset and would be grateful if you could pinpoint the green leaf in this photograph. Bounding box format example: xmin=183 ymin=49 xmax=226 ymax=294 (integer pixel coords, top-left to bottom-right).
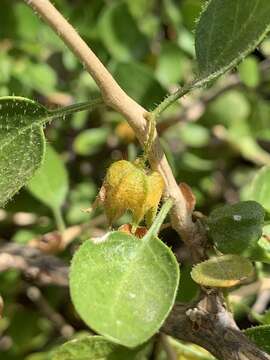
xmin=98 ymin=3 xmax=148 ymax=61
xmin=179 ymin=123 xmax=210 ymax=148
xmin=13 ymin=3 xmax=40 ymax=42
xmin=0 ymin=96 xmax=47 ymax=207
xmin=70 ymin=202 xmax=179 ymax=347
xmin=113 ymin=62 xmax=167 ymax=109
xmin=181 ymin=0 xmax=205 ymax=31
xmin=16 ymin=61 xmax=57 ymax=94
xmin=238 ymin=56 xmax=260 ymax=88
xmin=207 ymin=201 xmax=265 ymax=256
xmin=27 ymin=144 xmax=68 ymax=210
xmin=247 ymin=238 xmax=270 ymax=264
xmin=156 ymin=42 xmax=187 ymax=86
xmin=250 ymin=166 xmax=270 ymax=214
xmin=248 ymin=99 xmax=270 ymax=141
xmin=191 ymin=254 xmax=254 ymax=288
xmin=53 ymin=336 xmax=116 ymax=360
xmin=227 ymin=117 xmax=270 ymax=166
xmin=0 ymin=96 xmax=102 ymax=208
xmin=244 ymin=325 xmax=270 ymax=354
xmin=251 ymin=309 xmax=270 ymax=326
xmin=204 ymin=90 xmax=250 ymax=127
xmin=176 ymin=265 xmax=199 ymax=304
xmin=195 ymin=0 xmax=270 ymax=83
xmin=7 ymin=307 xmax=50 ymax=353
xmin=52 ymin=335 xmax=150 ymax=360
xmin=73 ymin=128 xmax=109 ymax=156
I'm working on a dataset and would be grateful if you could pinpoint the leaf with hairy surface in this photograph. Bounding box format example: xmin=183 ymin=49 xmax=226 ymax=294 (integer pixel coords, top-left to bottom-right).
xmin=0 ymin=96 xmax=102 ymax=207
xmin=70 ymin=200 xmax=180 ymax=347
xmin=244 ymin=325 xmax=270 ymax=354
xmin=52 ymin=335 xmax=152 ymax=360
xmin=195 ymin=0 xmax=270 ymax=84
xmin=0 ymin=96 xmax=47 ymax=207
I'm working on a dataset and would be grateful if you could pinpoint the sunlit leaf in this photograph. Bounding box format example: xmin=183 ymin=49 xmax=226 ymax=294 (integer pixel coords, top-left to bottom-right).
xmin=52 ymin=335 xmax=151 ymax=360
xmin=70 ymin=201 xmax=179 ymax=347
xmin=191 ymin=254 xmax=254 ymax=288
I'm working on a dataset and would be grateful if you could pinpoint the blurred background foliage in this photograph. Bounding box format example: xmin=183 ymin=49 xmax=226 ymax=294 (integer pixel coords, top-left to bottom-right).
xmin=1 ymin=0 xmax=270 ymax=359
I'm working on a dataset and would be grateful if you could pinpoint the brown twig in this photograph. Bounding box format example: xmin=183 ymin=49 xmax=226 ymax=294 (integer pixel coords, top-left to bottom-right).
xmin=0 ymin=243 xmax=68 ymax=286
xmin=28 ymin=214 xmax=107 ymax=254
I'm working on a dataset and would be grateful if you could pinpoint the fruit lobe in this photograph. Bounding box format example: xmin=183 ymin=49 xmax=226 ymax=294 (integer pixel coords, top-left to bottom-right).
xmin=103 ymin=160 xmax=164 ymax=227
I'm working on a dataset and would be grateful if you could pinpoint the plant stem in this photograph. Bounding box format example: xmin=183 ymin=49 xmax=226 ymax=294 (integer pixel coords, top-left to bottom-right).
xmin=48 ymin=98 xmax=103 ymax=118
xmin=144 ymin=198 xmax=173 ymax=240
xmin=52 ymin=207 xmax=66 ymax=233
xmin=153 ymin=71 xmax=229 ymax=118
xmin=153 ymin=81 xmax=195 ymax=118
xmin=142 ymin=112 xmax=156 ymax=164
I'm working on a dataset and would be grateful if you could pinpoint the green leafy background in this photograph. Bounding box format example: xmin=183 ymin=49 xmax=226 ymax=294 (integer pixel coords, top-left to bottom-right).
xmin=1 ymin=0 xmax=270 ymax=359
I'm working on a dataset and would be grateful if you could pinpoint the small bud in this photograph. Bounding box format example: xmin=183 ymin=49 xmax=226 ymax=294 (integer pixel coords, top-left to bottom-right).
xmin=103 ymin=160 xmax=164 ymax=227
xmin=115 ymin=121 xmax=135 ymax=143
xmin=118 ymin=224 xmax=147 ymax=238
xmin=29 ymin=231 xmax=62 ymax=254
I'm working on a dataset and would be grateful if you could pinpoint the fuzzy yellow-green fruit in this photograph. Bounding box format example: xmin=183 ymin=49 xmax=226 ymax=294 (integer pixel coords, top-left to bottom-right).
xmin=103 ymin=160 xmax=164 ymax=227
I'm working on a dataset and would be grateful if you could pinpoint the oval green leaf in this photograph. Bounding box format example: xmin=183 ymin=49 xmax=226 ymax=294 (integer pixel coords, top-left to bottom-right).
xmin=207 ymin=201 xmax=265 ymax=256
xmin=52 ymin=335 xmax=151 ymax=360
xmin=191 ymin=254 xmax=254 ymax=288
xmin=244 ymin=325 xmax=270 ymax=354
xmin=238 ymin=56 xmax=260 ymax=88
xmin=0 ymin=96 xmax=48 ymax=207
xmin=70 ymin=231 xmax=179 ymax=347
xmin=27 ymin=144 xmax=68 ymax=210
xmin=250 ymin=166 xmax=270 ymax=214
xmin=195 ymin=0 xmax=270 ymax=82
xmin=98 ymin=3 xmax=148 ymax=61
xmin=113 ymin=62 xmax=167 ymax=109
xmin=73 ymin=128 xmax=109 ymax=156
xmin=0 ymin=96 xmax=101 ymax=208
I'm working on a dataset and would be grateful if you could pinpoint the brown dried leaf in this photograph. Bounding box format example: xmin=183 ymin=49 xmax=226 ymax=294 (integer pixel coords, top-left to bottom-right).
xmin=179 ymin=182 xmax=196 ymax=213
